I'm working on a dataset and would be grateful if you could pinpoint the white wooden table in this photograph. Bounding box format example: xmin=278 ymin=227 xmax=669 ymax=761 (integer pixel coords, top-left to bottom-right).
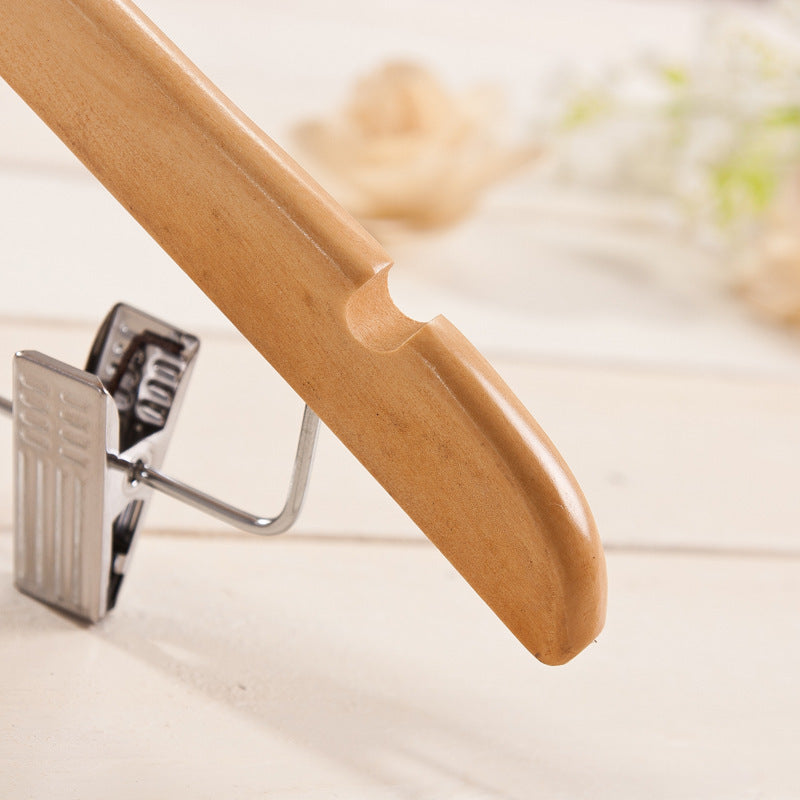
xmin=2 ymin=534 xmax=798 ymax=798
xmin=1 ymin=1 xmax=799 ymax=797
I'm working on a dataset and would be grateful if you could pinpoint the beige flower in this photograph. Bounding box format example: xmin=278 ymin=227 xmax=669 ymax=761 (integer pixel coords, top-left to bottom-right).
xmin=294 ymin=62 xmax=538 ymax=229
xmin=737 ymin=173 xmax=800 ymax=327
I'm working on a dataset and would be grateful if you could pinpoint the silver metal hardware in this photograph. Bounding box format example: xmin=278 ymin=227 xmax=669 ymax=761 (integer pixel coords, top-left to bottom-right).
xmin=11 ymin=351 xmax=123 ymax=621
xmin=106 ymin=403 xmax=318 ymax=536
xmin=1 ymin=303 xmax=318 ymax=621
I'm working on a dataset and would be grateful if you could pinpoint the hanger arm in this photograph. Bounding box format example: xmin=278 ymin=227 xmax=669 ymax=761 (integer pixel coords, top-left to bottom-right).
xmin=0 ymin=0 xmax=606 ymax=664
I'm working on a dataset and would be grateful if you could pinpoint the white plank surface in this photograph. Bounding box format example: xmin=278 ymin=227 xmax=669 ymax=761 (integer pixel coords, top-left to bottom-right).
xmin=0 ymin=0 xmax=798 ymax=548
xmin=1 ymin=531 xmax=798 ymax=799
xmin=3 ymin=167 xmax=800 ymax=378
xmin=2 ymin=319 xmax=799 ymax=552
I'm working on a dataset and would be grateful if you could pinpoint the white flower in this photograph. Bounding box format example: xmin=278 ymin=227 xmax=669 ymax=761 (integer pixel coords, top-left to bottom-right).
xmin=737 ymin=172 xmax=800 ymax=326
xmin=294 ymin=62 xmax=538 ymax=229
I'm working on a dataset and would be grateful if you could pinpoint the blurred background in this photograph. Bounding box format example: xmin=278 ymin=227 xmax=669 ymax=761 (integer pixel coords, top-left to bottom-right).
xmin=1 ymin=0 xmax=799 ymax=550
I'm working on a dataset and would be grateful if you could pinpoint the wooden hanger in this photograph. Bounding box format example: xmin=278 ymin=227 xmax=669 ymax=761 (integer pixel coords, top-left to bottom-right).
xmin=0 ymin=0 xmax=606 ymax=664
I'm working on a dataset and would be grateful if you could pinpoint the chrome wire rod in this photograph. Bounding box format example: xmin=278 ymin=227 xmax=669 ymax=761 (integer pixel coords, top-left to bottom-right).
xmin=108 ymin=405 xmax=319 ymax=536
xmin=2 ymin=392 xmax=319 ymax=536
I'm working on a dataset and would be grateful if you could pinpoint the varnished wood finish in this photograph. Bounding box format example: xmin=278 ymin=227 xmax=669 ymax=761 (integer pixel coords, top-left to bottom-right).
xmin=0 ymin=0 xmax=606 ymax=664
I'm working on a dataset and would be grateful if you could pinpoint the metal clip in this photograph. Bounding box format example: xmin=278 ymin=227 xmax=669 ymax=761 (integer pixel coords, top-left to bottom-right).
xmin=0 ymin=303 xmax=318 ymax=622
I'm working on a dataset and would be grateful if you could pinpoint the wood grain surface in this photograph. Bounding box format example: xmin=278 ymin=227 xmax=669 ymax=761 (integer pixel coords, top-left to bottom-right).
xmin=0 ymin=0 xmax=606 ymax=664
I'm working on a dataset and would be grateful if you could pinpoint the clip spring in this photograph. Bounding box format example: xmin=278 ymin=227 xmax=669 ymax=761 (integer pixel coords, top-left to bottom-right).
xmin=1 ymin=303 xmax=318 ymax=622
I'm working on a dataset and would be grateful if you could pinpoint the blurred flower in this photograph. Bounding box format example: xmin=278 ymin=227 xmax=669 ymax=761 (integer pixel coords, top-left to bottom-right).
xmin=737 ymin=172 xmax=800 ymax=326
xmin=294 ymin=62 xmax=538 ymax=229
xmin=548 ymin=3 xmax=800 ymax=233
xmin=541 ymin=1 xmax=800 ymax=328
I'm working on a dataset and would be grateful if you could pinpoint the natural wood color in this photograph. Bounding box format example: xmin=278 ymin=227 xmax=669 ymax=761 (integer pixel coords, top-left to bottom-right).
xmin=0 ymin=0 xmax=606 ymax=664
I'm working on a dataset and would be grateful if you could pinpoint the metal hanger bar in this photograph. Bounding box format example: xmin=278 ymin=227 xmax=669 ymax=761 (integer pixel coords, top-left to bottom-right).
xmin=1 ymin=392 xmax=319 ymax=535
xmin=108 ymin=405 xmax=319 ymax=535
